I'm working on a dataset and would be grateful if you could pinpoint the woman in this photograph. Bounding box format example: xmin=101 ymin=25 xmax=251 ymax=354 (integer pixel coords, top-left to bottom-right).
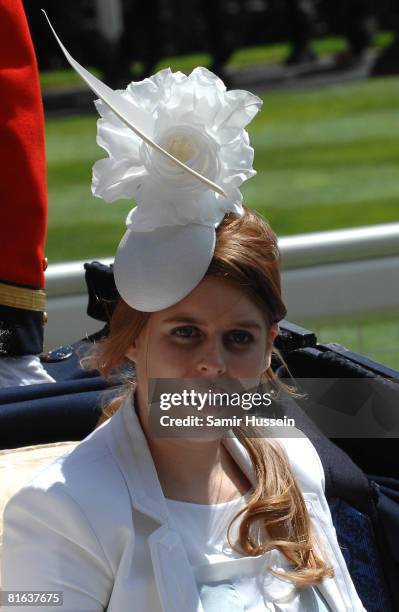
xmin=1 ymin=208 xmax=366 ymax=612
xmin=2 ymin=23 xmax=366 ymax=609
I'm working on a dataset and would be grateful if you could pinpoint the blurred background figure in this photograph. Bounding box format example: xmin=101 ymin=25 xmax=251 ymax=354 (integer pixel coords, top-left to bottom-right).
xmin=115 ymin=0 xmax=163 ymax=84
xmin=94 ymin=0 xmax=125 ymax=85
xmin=201 ymin=0 xmax=247 ymax=82
xmin=284 ymin=0 xmax=318 ymax=65
xmin=372 ymin=31 xmax=399 ymax=76
xmin=283 ymin=0 xmax=376 ymax=68
xmin=0 ymin=0 xmax=55 ymax=387
xmin=326 ymin=0 xmax=376 ymax=67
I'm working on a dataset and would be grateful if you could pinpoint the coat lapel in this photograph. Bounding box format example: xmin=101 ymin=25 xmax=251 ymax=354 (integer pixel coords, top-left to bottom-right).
xmin=106 ymin=390 xmax=169 ymax=524
xmin=105 ymin=392 xmax=205 ymax=612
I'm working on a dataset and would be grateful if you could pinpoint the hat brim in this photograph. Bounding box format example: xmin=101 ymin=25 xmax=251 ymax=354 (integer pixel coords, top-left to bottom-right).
xmin=114 ymin=224 xmax=216 ymax=312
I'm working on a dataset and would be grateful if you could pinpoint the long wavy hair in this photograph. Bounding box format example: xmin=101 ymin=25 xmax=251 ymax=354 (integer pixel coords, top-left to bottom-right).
xmin=86 ymin=206 xmax=333 ymax=587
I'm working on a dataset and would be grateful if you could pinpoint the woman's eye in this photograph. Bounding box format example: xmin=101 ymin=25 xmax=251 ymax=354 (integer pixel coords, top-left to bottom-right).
xmin=170 ymin=327 xmax=253 ymax=345
xmin=228 ymin=330 xmax=253 ymax=345
xmin=172 ymin=326 xmax=199 ymax=338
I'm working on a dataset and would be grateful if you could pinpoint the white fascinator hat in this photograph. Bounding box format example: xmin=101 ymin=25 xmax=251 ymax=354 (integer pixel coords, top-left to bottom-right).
xmin=44 ymin=12 xmax=262 ymax=312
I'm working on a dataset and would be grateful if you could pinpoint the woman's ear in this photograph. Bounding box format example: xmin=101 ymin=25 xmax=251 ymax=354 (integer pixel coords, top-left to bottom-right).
xmin=263 ymin=323 xmax=279 ymax=370
xmin=124 ymin=322 xmax=147 ymax=363
xmin=270 ymin=323 xmax=279 ymax=344
xmin=125 ymin=343 xmax=138 ymax=363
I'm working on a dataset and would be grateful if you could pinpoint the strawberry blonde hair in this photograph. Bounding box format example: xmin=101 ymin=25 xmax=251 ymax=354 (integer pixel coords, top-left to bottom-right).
xmin=86 ymin=206 xmax=333 ymax=587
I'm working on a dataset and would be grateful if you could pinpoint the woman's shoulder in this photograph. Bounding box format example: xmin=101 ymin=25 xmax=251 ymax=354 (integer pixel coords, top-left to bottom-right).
xmin=21 ymin=419 xmax=113 ymax=485
xmin=1 ymin=417 xmax=137 ymax=587
xmin=4 ymin=416 xmax=131 ymax=530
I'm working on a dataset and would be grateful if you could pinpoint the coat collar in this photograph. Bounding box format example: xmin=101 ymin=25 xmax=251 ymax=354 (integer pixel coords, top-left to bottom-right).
xmin=103 ymin=390 xmax=356 ymax=612
xmin=105 ymin=390 xmax=258 ymax=523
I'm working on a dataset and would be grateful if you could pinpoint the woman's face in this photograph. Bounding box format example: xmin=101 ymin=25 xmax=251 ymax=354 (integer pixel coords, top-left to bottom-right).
xmin=126 ymin=276 xmax=279 ymax=407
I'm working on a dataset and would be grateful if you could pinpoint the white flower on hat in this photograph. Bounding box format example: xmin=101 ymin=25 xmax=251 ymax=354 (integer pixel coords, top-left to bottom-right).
xmin=92 ymin=67 xmax=262 ymax=231
xmin=44 ymin=12 xmax=263 ymax=311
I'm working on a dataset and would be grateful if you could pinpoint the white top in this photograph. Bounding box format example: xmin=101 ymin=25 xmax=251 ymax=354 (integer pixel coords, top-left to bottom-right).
xmin=165 ymin=491 xmax=332 ymax=612
xmin=0 ymin=355 xmax=55 ymax=388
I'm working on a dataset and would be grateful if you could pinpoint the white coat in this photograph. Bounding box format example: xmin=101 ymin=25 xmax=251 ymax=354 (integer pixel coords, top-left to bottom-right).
xmin=1 ymin=391 xmax=366 ymax=612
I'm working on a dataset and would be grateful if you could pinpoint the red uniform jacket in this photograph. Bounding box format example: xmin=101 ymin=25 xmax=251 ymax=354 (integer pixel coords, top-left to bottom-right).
xmin=0 ymin=0 xmax=47 ymax=355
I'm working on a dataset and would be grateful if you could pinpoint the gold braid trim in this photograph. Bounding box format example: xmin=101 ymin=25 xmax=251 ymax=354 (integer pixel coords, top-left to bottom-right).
xmin=0 ymin=282 xmax=46 ymax=312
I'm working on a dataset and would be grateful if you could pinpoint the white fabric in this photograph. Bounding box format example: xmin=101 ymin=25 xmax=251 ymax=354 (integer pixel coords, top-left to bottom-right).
xmin=113 ymin=221 xmax=216 ymax=311
xmin=44 ymin=14 xmax=263 ymax=312
xmin=165 ymin=493 xmax=333 ymax=611
xmin=165 ymin=490 xmax=253 ymax=567
xmin=0 ymin=355 xmax=55 ymax=388
xmin=1 ymin=391 xmax=366 ymax=611
xmin=0 ymin=441 xmax=78 ymax=553
xmin=91 ymin=66 xmax=260 ymax=219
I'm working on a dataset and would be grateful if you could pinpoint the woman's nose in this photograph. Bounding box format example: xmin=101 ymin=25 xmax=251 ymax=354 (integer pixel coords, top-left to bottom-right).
xmin=195 ymin=339 xmax=227 ymax=376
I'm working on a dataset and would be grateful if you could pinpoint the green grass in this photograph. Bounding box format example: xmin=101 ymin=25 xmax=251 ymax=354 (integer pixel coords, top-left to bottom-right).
xmin=45 ymin=75 xmax=399 ymax=261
